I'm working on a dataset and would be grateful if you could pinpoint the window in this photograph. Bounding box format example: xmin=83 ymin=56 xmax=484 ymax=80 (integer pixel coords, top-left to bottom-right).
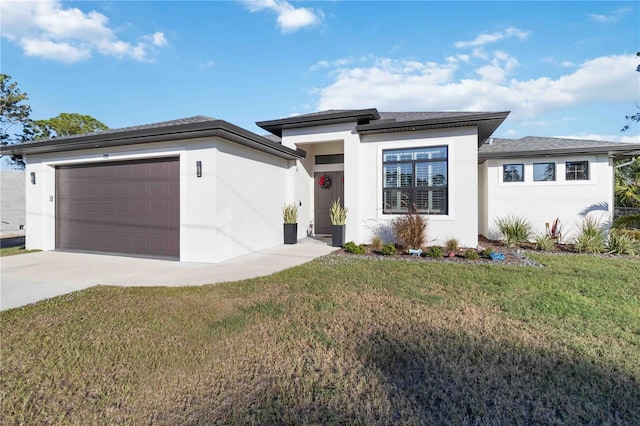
xmin=566 ymin=161 xmax=589 ymax=180
xmin=533 ymin=162 xmax=555 ymax=181
xmin=383 ymin=146 xmax=447 ymax=214
xmin=503 ymin=164 xmax=524 ymax=182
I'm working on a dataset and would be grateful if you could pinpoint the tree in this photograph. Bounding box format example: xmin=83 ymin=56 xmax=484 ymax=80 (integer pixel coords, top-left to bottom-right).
xmin=615 ymin=157 xmax=640 ymax=208
xmin=0 ymin=74 xmax=33 ymax=146
xmin=621 ymin=51 xmax=640 ymax=132
xmin=32 ymin=113 xmax=108 ymax=140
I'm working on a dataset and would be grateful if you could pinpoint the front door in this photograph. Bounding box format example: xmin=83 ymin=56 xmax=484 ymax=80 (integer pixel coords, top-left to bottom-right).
xmin=314 ymin=171 xmax=344 ymax=234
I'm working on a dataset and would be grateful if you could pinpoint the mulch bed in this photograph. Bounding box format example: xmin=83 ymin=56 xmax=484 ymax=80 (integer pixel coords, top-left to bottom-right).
xmin=334 ymin=236 xmax=542 ymax=267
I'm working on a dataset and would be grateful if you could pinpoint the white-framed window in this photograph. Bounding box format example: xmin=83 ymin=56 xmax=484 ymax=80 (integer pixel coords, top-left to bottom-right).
xmin=382 ymin=146 xmax=448 ymax=214
xmin=533 ymin=162 xmax=556 ymax=181
xmin=566 ymin=161 xmax=589 ymax=180
xmin=503 ymin=164 xmax=524 ymax=182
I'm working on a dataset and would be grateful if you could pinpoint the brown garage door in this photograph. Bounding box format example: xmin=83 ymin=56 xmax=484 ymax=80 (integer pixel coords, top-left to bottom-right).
xmin=56 ymin=157 xmax=180 ymax=259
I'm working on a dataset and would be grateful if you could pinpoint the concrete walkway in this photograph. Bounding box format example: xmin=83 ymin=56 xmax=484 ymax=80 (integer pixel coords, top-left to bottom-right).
xmin=0 ymin=238 xmax=337 ymax=311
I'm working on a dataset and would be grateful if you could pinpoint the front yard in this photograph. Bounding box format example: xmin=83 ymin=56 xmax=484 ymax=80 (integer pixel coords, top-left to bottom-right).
xmin=1 ymin=253 xmax=639 ymax=424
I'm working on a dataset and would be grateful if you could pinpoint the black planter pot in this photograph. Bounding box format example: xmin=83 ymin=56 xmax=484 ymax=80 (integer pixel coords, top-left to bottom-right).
xmin=332 ymin=224 xmax=345 ymax=247
xmin=284 ymin=223 xmax=298 ymax=244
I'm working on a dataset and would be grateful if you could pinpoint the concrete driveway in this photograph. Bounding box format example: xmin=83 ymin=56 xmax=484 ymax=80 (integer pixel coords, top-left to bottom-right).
xmin=0 ymin=238 xmax=337 ymax=311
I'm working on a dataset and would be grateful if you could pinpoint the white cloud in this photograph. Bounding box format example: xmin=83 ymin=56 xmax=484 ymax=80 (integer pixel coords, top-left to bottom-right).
xmin=198 ymin=59 xmax=215 ymax=70
xmin=0 ymin=0 xmax=167 ymax=63
xmin=240 ymin=0 xmax=323 ymax=33
xmin=454 ymin=27 xmax=529 ymax=49
xmin=316 ymin=54 xmax=638 ymax=120
xmin=310 ymin=60 xmax=330 ymax=71
xmin=589 ymin=8 xmax=630 ymax=23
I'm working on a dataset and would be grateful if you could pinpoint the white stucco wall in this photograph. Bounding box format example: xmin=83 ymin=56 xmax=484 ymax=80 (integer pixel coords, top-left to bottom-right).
xmin=282 ymin=124 xmax=480 ymax=248
xmin=23 ymin=137 xmax=290 ymax=263
xmin=478 ymin=161 xmax=488 ymax=237
xmin=482 ymin=154 xmax=613 ymax=241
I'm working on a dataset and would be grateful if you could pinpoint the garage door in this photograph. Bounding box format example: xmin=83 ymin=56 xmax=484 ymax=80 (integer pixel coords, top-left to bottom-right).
xmin=56 ymin=157 xmax=180 ymax=259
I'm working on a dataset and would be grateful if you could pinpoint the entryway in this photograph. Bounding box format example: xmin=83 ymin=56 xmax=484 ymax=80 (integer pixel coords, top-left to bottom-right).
xmin=314 ymin=171 xmax=344 ymax=234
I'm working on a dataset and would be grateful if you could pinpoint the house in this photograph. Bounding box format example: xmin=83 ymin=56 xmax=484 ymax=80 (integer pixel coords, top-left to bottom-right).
xmin=1 ymin=109 xmax=638 ymax=262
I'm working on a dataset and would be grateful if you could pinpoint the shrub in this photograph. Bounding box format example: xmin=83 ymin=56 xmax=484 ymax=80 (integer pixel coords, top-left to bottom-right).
xmin=282 ymin=204 xmax=298 ymax=224
xmin=607 ymin=231 xmax=639 ymax=256
xmin=426 ymin=246 xmax=444 ymax=258
xmin=463 ymin=249 xmax=479 ymax=259
xmin=329 ymin=198 xmax=347 ymax=225
xmin=370 ymin=236 xmax=383 ymax=251
xmin=534 ymin=234 xmax=556 ymax=252
xmin=381 ymin=244 xmax=397 ymax=256
xmin=444 ymin=238 xmax=459 ymax=253
xmin=612 ymin=214 xmax=640 ymax=230
xmin=617 ymin=228 xmax=640 ymax=241
xmin=494 ymin=214 xmax=533 ymax=247
xmin=480 ymin=247 xmax=493 ymax=258
xmin=572 ymin=217 xmax=607 ymax=253
xmin=343 ymin=241 xmax=366 ymax=254
xmin=392 ymin=208 xmax=427 ymax=250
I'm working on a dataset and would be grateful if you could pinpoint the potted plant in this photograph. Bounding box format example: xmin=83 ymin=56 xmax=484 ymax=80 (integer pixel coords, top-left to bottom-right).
xmin=329 ymin=197 xmax=348 ymax=247
xmin=282 ymin=203 xmax=298 ymax=244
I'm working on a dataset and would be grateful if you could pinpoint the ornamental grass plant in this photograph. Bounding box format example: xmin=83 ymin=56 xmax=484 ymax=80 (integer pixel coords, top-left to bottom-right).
xmin=282 ymin=204 xmax=298 ymax=224
xmin=392 ymin=206 xmax=427 ymax=250
xmin=494 ymin=214 xmax=532 ymax=247
xmin=572 ymin=216 xmax=607 ymax=253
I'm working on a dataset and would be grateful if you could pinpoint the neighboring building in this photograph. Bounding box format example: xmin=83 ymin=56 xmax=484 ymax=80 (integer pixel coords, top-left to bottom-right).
xmin=1 ymin=110 xmax=638 ymax=262
xmin=0 ymin=170 xmax=26 ymax=236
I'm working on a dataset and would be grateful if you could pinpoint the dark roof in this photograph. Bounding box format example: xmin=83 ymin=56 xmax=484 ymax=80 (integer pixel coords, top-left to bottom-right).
xmin=256 ymin=109 xmax=380 ymax=137
xmin=479 ymin=136 xmax=640 ymax=160
xmin=1 ymin=116 xmax=305 ymax=160
xmin=257 ymin=108 xmax=509 ymax=146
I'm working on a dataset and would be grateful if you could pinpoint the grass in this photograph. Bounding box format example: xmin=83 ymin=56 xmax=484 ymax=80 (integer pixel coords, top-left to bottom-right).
xmin=2 ymin=253 xmax=639 ymax=424
xmin=0 ymin=247 xmax=40 ymax=257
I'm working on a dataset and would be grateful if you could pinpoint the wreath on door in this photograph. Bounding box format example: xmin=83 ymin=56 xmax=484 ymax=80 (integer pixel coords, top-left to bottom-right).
xmin=318 ymin=174 xmax=332 ymax=189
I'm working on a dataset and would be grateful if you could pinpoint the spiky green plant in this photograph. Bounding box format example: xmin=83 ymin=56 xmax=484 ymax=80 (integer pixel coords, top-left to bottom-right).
xmin=572 ymin=217 xmax=607 ymax=253
xmin=494 ymin=214 xmax=533 ymax=247
xmin=607 ymin=231 xmax=639 ymax=256
xmin=282 ymin=204 xmax=298 ymax=224
xmin=329 ymin=198 xmax=348 ymax=225
xmin=534 ymin=234 xmax=556 ymax=252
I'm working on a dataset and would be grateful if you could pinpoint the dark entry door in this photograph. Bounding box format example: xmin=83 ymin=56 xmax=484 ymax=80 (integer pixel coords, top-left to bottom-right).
xmin=314 ymin=171 xmax=344 ymax=234
xmin=56 ymin=157 xmax=180 ymax=259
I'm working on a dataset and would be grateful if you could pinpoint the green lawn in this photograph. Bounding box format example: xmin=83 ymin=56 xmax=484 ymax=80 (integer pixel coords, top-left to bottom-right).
xmin=0 ymin=247 xmax=40 ymax=257
xmin=1 ymin=253 xmax=639 ymax=424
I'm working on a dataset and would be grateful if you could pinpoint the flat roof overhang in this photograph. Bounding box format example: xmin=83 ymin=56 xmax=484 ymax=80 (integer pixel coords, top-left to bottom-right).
xmin=0 ymin=119 xmax=306 ymax=161
xmin=256 ymin=109 xmax=380 ymax=137
xmin=356 ymin=112 xmax=510 ymax=147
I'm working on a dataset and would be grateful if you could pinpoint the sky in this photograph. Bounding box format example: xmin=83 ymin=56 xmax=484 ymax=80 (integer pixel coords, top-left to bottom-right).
xmin=2 ymin=0 xmax=639 ymax=143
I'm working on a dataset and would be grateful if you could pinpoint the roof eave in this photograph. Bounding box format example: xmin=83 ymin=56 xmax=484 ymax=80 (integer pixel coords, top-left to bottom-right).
xmin=256 ymin=108 xmax=381 ymax=137
xmin=478 ymin=144 xmax=640 ymax=161
xmin=356 ymin=112 xmax=510 ymax=146
xmin=0 ymin=120 xmax=305 ymax=161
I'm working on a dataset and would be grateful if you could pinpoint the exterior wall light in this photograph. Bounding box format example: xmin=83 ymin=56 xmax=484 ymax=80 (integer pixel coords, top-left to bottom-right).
xmin=196 ymin=161 xmax=202 ymax=178
xmin=30 ymin=172 xmax=36 ymax=185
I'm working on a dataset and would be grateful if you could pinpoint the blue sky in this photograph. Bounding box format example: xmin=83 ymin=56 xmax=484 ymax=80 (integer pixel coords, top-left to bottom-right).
xmin=2 ymin=0 xmax=639 ymax=142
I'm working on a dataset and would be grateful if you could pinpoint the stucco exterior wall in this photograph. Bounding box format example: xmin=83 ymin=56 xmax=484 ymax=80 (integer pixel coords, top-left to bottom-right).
xmin=482 ymin=154 xmax=613 ymax=241
xmin=282 ymin=125 xmax=480 ymax=248
xmin=478 ymin=161 xmax=489 ymax=237
xmin=0 ymin=170 xmax=26 ymax=236
xmin=23 ymin=137 xmax=290 ymax=263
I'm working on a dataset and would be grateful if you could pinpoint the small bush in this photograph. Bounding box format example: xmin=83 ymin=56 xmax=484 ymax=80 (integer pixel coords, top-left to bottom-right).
xmin=617 ymin=228 xmax=640 ymax=241
xmin=480 ymin=247 xmax=493 ymax=257
xmin=444 ymin=238 xmax=459 ymax=253
xmin=463 ymin=249 xmax=479 ymax=259
xmin=534 ymin=234 xmax=556 ymax=252
xmin=370 ymin=236 xmax=383 ymax=251
xmin=607 ymin=231 xmax=639 ymax=256
xmin=392 ymin=208 xmax=427 ymax=250
xmin=572 ymin=217 xmax=607 ymax=253
xmin=494 ymin=214 xmax=532 ymax=247
xmin=343 ymin=241 xmax=366 ymax=254
xmin=612 ymin=214 xmax=640 ymax=230
xmin=426 ymin=246 xmax=444 ymax=258
xmin=381 ymin=244 xmax=397 ymax=256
